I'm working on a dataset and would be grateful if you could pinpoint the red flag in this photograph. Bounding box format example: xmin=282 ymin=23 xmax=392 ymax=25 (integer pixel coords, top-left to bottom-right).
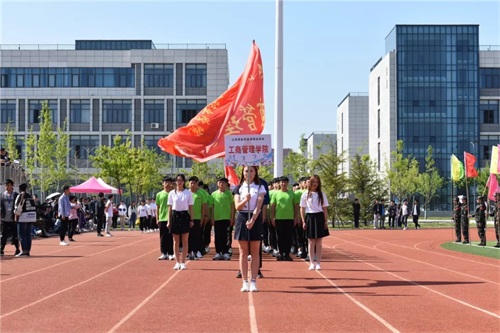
xmin=486 ymin=173 xmax=500 ymax=201
xmin=225 ymin=165 xmax=240 ymax=186
xmin=464 ymin=152 xmax=478 ymax=178
xmin=158 ymin=42 xmax=265 ymax=162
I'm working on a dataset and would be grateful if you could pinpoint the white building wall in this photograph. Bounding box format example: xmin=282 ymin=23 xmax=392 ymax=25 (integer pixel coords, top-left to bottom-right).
xmin=368 ymin=51 xmax=397 ymax=174
xmin=306 ymin=132 xmax=336 ymax=161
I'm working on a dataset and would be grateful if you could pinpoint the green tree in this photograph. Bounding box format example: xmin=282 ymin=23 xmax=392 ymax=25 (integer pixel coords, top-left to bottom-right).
xmin=309 ymin=143 xmax=348 ymax=225
xmin=348 ymin=154 xmax=388 ymax=224
xmin=418 ymin=146 xmax=444 ymax=218
xmin=283 ymin=134 xmax=309 ymax=182
xmin=37 ymin=101 xmax=57 ymax=194
xmin=386 ymin=140 xmax=420 ymax=203
xmin=24 ymin=129 xmax=37 ymax=188
xmin=3 ymin=123 xmax=20 ymax=161
xmin=52 ymin=119 xmax=75 ymax=190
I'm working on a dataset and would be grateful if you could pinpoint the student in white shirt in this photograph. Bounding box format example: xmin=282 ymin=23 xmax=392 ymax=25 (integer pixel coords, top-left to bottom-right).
xmin=300 ymin=175 xmax=329 ymax=271
xmin=233 ymin=166 xmax=266 ymax=292
xmin=118 ymin=201 xmax=127 ymax=231
xmin=167 ymin=174 xmax=194 ymax=270
xmin=104 ymin=194 xmax=114 ymax=236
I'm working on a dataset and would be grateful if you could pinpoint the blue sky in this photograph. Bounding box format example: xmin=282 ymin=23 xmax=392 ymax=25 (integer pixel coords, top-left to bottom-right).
xmin=1 ymin=0 xmax=499 ymax=151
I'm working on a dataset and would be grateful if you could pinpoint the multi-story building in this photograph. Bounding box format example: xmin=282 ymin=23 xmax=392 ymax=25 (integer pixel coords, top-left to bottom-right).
xmin=0 ymin=40 xmax=229 ymax=171
xmin=367 ymin=25 xmax=499 ymax=210
xmin=337 ymin=93 xmax=369 ymax=176
xmin=304 ymin=132 xmax=337 ymax=161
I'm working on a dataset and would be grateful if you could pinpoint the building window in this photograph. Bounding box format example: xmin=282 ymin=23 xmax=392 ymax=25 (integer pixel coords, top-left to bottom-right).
xmin=377 ymin=76 xmax=380 ymax=106
xmin=0 ymin=100 xmax=16 ymax=124
xmin=70 ymin=100 xmax=90 ymax=123
xmin=144 ymin=64 xmax=173 ymax=87
xmin=480 ymin=68 xmax=500 ymax=89
xmin=480 ymin=100 xmax=499 ymax=124
xmin=143 ymin=135 xmax=164 ymax=155
xmin=377 ymin=109 xmax=380 ymax=139
xmin=185 ymin=64 xmax=207 ymax=88
xmin=102 ymin=100 xmax=131 ymax=123
xmin=176 ymin=99 xmax=206 ymax=124
xmin=144 ymin=100 xmax=164 ymax=123
xmin=28 ymin=100 xmax=58 ymax=124
xmin=70 ymin=135 xmax=99 ymax=167
xmin=483 ymin=109 xmax=494 ymax=124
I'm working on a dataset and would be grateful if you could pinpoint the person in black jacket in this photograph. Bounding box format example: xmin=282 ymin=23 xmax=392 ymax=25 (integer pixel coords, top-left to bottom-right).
xmin=1 ymin=178 xmax=20 ymax=256
xmin=95 ymin=192 xmax=106 ymax=237
xmin=352 ymin=198 xmax=360 ymax=229
xmin=412 ymin=199 xmax=421 ymax=229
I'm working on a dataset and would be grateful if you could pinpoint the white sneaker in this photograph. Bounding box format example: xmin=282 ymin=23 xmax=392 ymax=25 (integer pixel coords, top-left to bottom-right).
xmin=249 ymin=281 xmax=258 ymax=292
xmin=180 ymin=263 xmax=187 ymax=270
xmin=196 ymin=251 xmax=203 ymax=258
xmin=223 ymin=253 xmax=231 ymax=261
xmin=204 ymin=246 xmax=210 ymax=254
xmin=168 ymin=255 xmax=176 ymax=260
xmin=59 ymin=241 xmax=68 ymax=246
xmin=106 ymin=232 xmax=113 ymax=237
xmin=247 ymin=255 xmax=252 ymax=261
xmin=213 ymin=253 xmax=221 ymax=260
xmin=403 ymin=227 xmax=408 ymax=230
xmin=173 ymin=262 xmax=181 ymax=270
xmin=241 ymin=281 xmax=249 ymax=292
xmin=308 ymin=263 xmax=315 ymax=270
xmin=315 ymin=263 xmax=321 ymax=270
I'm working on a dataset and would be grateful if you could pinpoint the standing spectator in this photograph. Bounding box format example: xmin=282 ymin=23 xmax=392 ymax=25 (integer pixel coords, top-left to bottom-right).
xmin=138 ymin=200 xmax=148 ymax=233
xmin=352 ymin=198 xmax=360 ymax=229
xmin=128 ymin=201 xmax=137 ymax=231
xmin=473 ymin=196 xmax=487 ymax=246
xmin=412 ymin=199 xmax=421 ymax=229
xmin=300 ymin=175 xmax=330 ymax=271
xmin=461 ymin=197 xmax=470 ymax=244
xmin=452 ymin=197 xmax=462 ymax=242
xmin=58 ymin=185 xmax=71 ymax=246
xmin=0 ymin=147 xmax=10 ymax=165
xmin=156 ymin=177 xmax=175 ymax=260
xmin=15 ymin=182 xmax=36 ymax=256
xmin=211 ymin=177 xmax=234 ymax=260
xmin=188 ymin=176 xmax=207 ymax=260
xmin=145 ymin=199 xmax=152 ymax=233
xmin=118 ymin=201 xmax=127 ymax=231
xmin=168 ymin=174 xmax=194 ymax=270
xmin=233 ymin=166 xmax=266 ymax=292
xmin=270 ymin=176 xmax=298 ymax=261
xmin=104 ymin=194 xmax=114 ymax=236
xmin=67 ymin=195 xmax=81 ymax=242
xmin=0 ymin=179 xmax=20 ymax=256
xmin=379 ymin=199 xmax=386 ymax=229
xmin=491 ymin=192 xmax=500 ymax=248
xmin=111 ymin=203 xmax=118 ymax=230
xmin=95 ymin=192 xmax=106 ymax=237
xmin=149 ymin=198 xmax=158 ymax=232
xmin=372 ymin=199 xmax=380 ymax=229
xmin=401 ymin=200 xmax=409 ymax=230
xmin=388 ymin=200 xmax=397 ymax=229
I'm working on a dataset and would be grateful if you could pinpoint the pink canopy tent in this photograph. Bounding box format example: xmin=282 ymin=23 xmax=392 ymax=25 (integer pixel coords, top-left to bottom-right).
xmin=70 ymin=176 xmax=122 ymax=194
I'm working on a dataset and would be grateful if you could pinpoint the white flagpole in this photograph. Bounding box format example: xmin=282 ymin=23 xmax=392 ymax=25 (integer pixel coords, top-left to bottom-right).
xmin=274 ymin=0 xmax=284 ymax=177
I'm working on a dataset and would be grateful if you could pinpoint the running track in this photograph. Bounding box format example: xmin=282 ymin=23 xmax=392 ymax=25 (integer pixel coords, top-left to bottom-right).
xmin=1 ymin=228 xmax=498 ymax=333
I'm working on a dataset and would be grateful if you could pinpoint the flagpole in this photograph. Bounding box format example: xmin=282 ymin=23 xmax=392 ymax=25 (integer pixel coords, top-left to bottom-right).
xmin=273 ymin=0 xmax=284 ymax=177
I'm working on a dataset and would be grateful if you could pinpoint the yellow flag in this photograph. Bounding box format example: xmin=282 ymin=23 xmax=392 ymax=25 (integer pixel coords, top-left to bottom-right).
xmin=490 ymin=146 xmax=499 ymax=175
xmin=451 ymin=154 xmax=464 ymax=181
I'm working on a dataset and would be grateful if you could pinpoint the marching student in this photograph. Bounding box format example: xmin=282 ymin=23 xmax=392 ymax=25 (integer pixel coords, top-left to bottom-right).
xmin=233 ymin=166 xmax=266 ymax=292
xmin=157 ymin=176 xmax=175 ymax=260
xmin=270 ymin=176 xmax=299 ymax=261
xmin=128 ymin=201 xmax=137 ymax=231
xmin=211 ymin=177 xmax=235 ymax=260
xmin=149 ymin=198 xmax=158 ymax=232
xmin=188 ymin=176 xmax=207 ymax=260
xmin=67 ymin=195 xmax=81 ymax=242
xmin=0 ymin=178 xmax=20 ymax=256
xmin=104 ymin=194 xmax=114 ymax=236
xmin=168 ymin=174 xmax=194 ymax=270
xmin=137 ymin=200 xmax=148 ymax=233
xmin=58 ymin=185 xmax=72 ymax=246
xmin=300 ymin=175 xmax=330 ymax=270
xmin=200 ymin=181 xmax=213 ymax=254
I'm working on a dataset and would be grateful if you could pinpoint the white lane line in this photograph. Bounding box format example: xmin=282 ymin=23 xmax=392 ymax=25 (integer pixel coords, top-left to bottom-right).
xmin=248 ymin=292 xmax=259 ymax=333
xmin=332 ymin=244 xmax=500 ymax=320
xmin=0 ymin=248 xmax=158 ymax=319
xmin=1 ymin=238 xmax=153 ymax=283
xmin=108 ymin=268 xmax=183 ymax=333
xmin=314 ymin=267 xmax=401 ymax=333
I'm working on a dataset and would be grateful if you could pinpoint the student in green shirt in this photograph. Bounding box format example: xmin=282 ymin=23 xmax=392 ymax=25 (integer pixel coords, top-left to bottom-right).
xmin=211 ymin=177 xmax=235 ymax=260
xmin=188 ymin=176 xmax=207 ymax=260
xmin=271 ymin=176 xmax=299 ymax=261
xmin=156 ymin=176 xmax=175 ymax=261
xmin=200 ymin=181 xmax=213 ymax=254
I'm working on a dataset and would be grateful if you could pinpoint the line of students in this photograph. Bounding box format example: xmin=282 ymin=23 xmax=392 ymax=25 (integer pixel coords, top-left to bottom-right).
xmin=155 ymin=171 xmax=331 ymax=293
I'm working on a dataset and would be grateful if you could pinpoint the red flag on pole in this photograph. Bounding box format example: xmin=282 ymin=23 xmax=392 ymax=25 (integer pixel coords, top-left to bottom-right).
xmin=486 ymin=173 xmax=500 ymax=201
xmin=225 ymin=165 xmax=240 ymax=186
xmin=157 ymin=42 xmax=265 ymax=162
xmin=464 ymin=152 xmax=478 ymax=178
